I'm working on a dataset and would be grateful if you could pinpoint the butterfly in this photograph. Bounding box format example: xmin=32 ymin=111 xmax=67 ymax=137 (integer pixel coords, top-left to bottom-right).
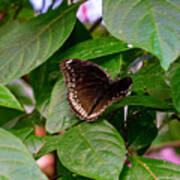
xmin=60 ymin=59 xmax=132 ymax=122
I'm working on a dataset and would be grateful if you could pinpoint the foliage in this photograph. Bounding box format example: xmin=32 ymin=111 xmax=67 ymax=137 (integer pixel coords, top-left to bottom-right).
xmin=0 ymin=0 xmax=180 ymax=179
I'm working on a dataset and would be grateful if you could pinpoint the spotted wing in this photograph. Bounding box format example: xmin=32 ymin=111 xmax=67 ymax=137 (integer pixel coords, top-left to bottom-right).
xmin=60 ymin=59 xmax=111 ymax=120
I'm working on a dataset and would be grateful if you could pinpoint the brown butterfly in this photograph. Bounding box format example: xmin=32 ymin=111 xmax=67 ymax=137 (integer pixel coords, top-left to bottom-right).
xmin=60 ymin=59 xmax=132 ymax=122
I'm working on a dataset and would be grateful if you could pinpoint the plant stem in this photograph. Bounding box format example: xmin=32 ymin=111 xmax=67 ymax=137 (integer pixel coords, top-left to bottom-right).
xmin=145 ymin=141 xmax=180 ymax=154
xmin=13 ymin=5 xmax=23 ymax=20
xmin=158 ymin=113 xmax=180 ymax=131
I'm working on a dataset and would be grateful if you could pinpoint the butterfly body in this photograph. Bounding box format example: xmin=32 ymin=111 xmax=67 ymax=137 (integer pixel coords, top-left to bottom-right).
xmin=60 ymin=59 xmax=132 ymax=122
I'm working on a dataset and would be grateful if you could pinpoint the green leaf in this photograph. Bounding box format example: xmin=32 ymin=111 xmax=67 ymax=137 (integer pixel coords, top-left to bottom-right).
xmin=58 ymin=37 xmax=129 ymax=61
xmin=36 ymin=135 xmax=63 ymax=158
xmin=46 ymin=79 xmax=78 ymax=134
xmin=152 ymin=118 xmax=180 ymax=150
xmin=103 ymin=0 xmax=180 ymax=70
xmin=63 ymin=19 xmax=92 ymax=48
xmin=127 ymin=109 xmax=157 ymax=152
xmin=17 ymin=7 xmax=35 ymax=21
xmin=57 ymin=120 xmax=126 ymax=180
xmin=107 ymin=95 xmax=173 ymax=113
xmin=120 ymin=156 xmax=180 ymax=179
xmin=25 ymin=135 xmax=47 ymax=155
xmin=0 ymin=21 xmax=20 ymax=37
xmin=7 ymin=79 xmax=35 ymax=108
xmin=30 ymin=56 xmax=60 ymax=114
xmin=24 ymin=135 xmax=63 ymax=157
xmin=0 ymin=128 xmax=47 ymax=180
xmin=0 ymin=3 xmax=78 ymax=84
xmin=10 ymin=127 xmax=33 ymax=141
xmin=2 ymin=110 xmax=44 ymax=131
xmin=132 ymin=62 xmax=165 ymax=91
xmin=0 ymin=0 xmax=33 ymax=23
xmin=94 ymin=53 xmax=123 ymax=79
xmin=171 ymin=66 xmax=180 ymax=112
xmin=0 ymin=107 xmax=23 ymax=127
xmin=170 ymin=120 xmax=180 ymax=140
xmin=0 ymin=83 xmax=23 ymax=111
xmin=56 ymin=159 xmax=90 ymax=180
xmin=131 ymin=62 xmax=171 ymax=100
xmin=13 ymin=110 xmax=44 ymax=129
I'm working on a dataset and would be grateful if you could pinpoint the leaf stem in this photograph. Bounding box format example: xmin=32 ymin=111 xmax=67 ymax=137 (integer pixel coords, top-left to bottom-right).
xmin=133 ymin=156 xmax=158 ymax=180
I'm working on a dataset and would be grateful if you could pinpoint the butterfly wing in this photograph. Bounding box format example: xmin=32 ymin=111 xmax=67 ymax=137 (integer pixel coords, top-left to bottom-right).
xmin=60 ymin=59 xmax=111 ymax=120
xmin=88 ymin=77 xmax=133 ymax=121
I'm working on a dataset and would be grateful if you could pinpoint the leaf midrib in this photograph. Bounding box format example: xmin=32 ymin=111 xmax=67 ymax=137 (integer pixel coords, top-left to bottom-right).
xmin=133 ymin=156 xmax=157 ymax=180
xmin=145 ymin=0 xmax=163 ymax=59
xmin=0 ymin=3 xmax=79 ymax=72
xmin=77 ymin=124 xmax=116 ymax=177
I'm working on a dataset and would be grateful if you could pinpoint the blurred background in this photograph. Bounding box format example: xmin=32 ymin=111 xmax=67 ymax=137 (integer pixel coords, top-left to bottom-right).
xmin=30 ymin=0 xmax=102 ymax=22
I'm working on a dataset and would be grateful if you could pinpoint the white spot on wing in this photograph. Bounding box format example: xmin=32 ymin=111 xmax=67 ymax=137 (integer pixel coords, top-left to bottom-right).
xmin=69 ymin=91 xmax=88 ymax=118
xmin=66 ymin=59 xmax=73 ymax=64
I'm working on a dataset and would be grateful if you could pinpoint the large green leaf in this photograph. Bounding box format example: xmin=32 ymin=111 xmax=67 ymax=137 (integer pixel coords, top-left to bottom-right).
xmin=171 ymin=66 xmax=180 ymax=112
xmin=120 ymin=156 xmax=180 ymax=179
xmin=0 ymin=128 xmax=47 ymax=180
xmin=58 ymin=37 xmax=129 ymax=61
xmin=103 ymin=0 xmax=180 ymax=70
xmin=0 ymin=2 xmax=78 ymax=84
xmin=0 ymin=21 xmax=20 ymax=37
xmin=0 ymin=84 xmax=23 ymax=111
xmin=57 ymin=120 xmax=126 ymax=180
xmin=46 ymin=79 xmax=78 ymax=134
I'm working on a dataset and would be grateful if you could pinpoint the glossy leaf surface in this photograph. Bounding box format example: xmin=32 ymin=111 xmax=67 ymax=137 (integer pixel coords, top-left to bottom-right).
xmin=0 ymin=3 xmax=77 ymax=84
xmin=121 ymin=156 xmax=180 ymax=180
xmin=103 ymin=0 xmax=180 ymax=70
xmin=58 ymin=120 xmax=126 ymax=180
xmin=46 ymin=79 xmax=78 ymax=134
xmin=0 ymin=84 xmax=23 ymax=111
xmin=0 ymin=128 xmax=47 ymax=180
